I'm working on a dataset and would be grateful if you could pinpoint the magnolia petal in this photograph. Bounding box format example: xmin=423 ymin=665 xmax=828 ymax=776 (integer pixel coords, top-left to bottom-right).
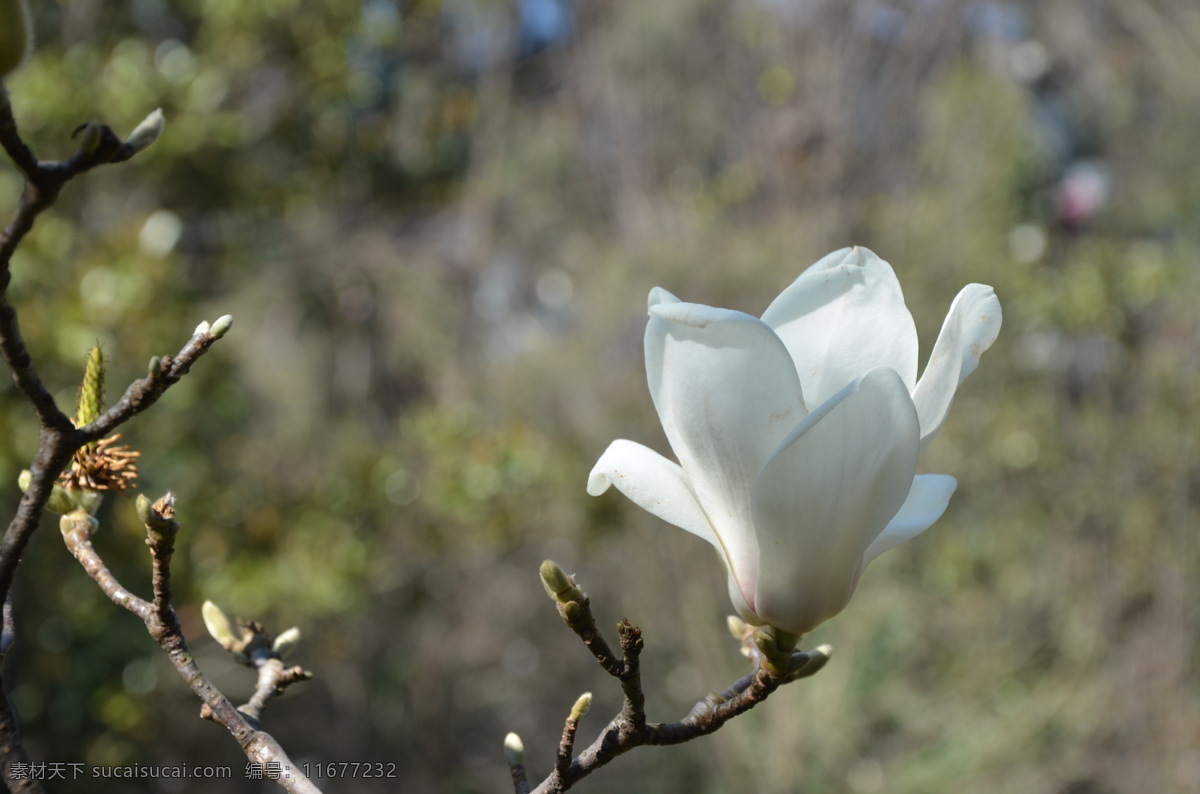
xmin=749 ymin=367 xmax=919 ymax=635
xmin=645 ymin=300 xmax=807 ymax=603
xmin=587 ymin=439 xmax=722 ymax=552
xmin=762 ymin=247 xmax=919 ymax=409
xmin=912 ymin=284 xmax=1002 ymax=451
xmin=862 ymin=474 xmax=957 ymax=567
xmin=648 ymin=286 xmax=681 ymax=309
xmin=726 ymin=574 xmax=760 ymax=627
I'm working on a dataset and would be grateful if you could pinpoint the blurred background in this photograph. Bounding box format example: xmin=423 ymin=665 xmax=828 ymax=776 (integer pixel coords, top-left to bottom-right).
xmin=1 ymin=0 xmax=1197 ymax=791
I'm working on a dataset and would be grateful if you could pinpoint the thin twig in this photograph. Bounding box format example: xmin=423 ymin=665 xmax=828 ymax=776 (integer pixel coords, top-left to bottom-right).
xmin=60 ymin=513 xmax=322 ymax=794
xmin=0 ymin=100 xmax=215 ymax=601
xmin=525 ymin=562 xmax=832 ymax=793
xmin=0 ymin=593 xmax=42 ymax=792
xmin=240 ymin=657 xmax=314 ymax=726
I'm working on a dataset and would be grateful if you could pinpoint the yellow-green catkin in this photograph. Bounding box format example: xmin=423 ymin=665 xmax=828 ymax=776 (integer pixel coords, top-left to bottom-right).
xmin=78 ymin=346 xmax=105 ymax=440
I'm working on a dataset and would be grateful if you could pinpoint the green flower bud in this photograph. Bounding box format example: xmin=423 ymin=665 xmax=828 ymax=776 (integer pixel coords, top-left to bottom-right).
xmin=569 ymin=692 xmax=593 ymax=723
xmin=135 ymin=493 xmax=154 ymax=524
xmin=76 ymin=122 xmax=105 ymax=156
xmin=125 ymin=108 xmax=164 ymax=153
xmin=208 ymin=314 xmax=233 ymax=339
xmin=193 ymin=320 xmax=210 ymax=336
xmin=18 ymin=470 xmax=75 ymax=515
xmin=46 ymin=485 xmax=77 ymax=515
xmin=539 ymin=559 xmax=582 ymax=603
xmin=0 ymin=0 xmax=33 ymax=81
xmin=202 ymin=600 xmax=236 ymax=648
xmin=68 ymin=486 xmax=105 ymax=516
xmin=147 ymin=355 xmax=162 ymax=379
xmin=503 ymin=733 xmax=524 ymax=767
xmin=59 ymin=510 xmax=99 ymax=538
xmin=272 ymin=627 xmax=301 ymax=658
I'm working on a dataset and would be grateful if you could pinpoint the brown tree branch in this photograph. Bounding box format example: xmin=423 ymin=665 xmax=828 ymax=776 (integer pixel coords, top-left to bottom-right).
xmin=516 ymin=561 xmax=832 ymax=793
xmin=0 ymin=594 xmax=43 ymax=793
xmin=0 ymin=322 xmax=223 ymax=603
xmin=0 ymin=98 xmax=208 ymax=602
xmin=0 ymin=94 xmax=140 ymax=431
xmin=60 ymin=504 xmax=322 ymax=794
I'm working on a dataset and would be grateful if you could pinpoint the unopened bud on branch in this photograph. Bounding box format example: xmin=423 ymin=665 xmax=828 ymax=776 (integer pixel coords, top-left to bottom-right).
xmin=59 ymin=510 xmax=99 ymax=538
xmin=208 ymin=314 xmax=233 ymax=339
xmin=193 ymin=320 xmax=210 ymax=336
xmin=126 ymin=108 xmax=164 ymax=153
xmin=273 ymin=627 xmax=301 ymax=658
xmin=539 ymin=559 xmax=582 ymax=604
xmin=569 ymin=692 xmax=593 ymax=723
xmin=202 ymin=600 xmax=236 ymax=648
xmin=76 ymin=122 xmax=105 ymax=156
xmin=503 ymin=732 xmax=524 ymax=767
xmin=20 ymin=470 xmax=78 ymax=516
xmin=787 ymin=643 xmax=833 ymax=681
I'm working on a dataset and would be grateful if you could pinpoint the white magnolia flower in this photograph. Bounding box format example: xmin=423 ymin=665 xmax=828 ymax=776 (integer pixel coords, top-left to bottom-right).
xmin=588 ymin=247 xmax=1001 ymax=636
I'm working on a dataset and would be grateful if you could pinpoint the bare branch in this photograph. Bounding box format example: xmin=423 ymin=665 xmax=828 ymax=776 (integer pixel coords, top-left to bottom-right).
xmin=60 ymin=506 xmax=322 ymax=794
xmin=522 ymin=562 xmax=833 ymax=793
xmin=504 ymin=733 xmax=530 ymax=794
xmin=0 ymin=96 xmax=145 ymax=431
xmin=79 ymin=330 xmax=226 ymax=442
xmin=0 ymin=593 xmax=43 ymax=793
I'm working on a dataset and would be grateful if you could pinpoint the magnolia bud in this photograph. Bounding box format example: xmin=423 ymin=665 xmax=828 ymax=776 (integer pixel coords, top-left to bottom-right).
xmin=59 ymin=510 xmax=99 ymax=538
xmin=569 ymin=692 xmax=593 ymax=723
xmin=0 ymin=0 xmax=33 ymax=81
xmin=75 ymin=122 xmax=106 ymax=156
xmin=19 ymin=470 xmax=76 ymax=515
xmin=135 ymin=493 xmax=154 ymax=524
xmin=69 ymin=486 xmax=105 ymax=517
xmin=503 ymin=733 xmax=524 ymax=767
xmin=202 ymin=600 xmax=236 ymax=648
xmin=539 ymin=559 xmax=581 ymax=603
xmin=272 ymin=627 xmax=301 ymax=658
xmin=208 ymin=314 xmax=233 ymax=339
xmin=125 ymin=108 xmax=164 ymax=153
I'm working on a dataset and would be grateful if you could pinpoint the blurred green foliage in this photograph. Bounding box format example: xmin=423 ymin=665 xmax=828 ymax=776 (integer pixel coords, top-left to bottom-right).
xmin=1 ymin=0 xmax=1197 ymax=792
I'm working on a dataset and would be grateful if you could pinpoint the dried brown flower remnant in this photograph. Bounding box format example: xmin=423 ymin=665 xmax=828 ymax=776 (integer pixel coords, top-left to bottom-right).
xmin=59 ymin=433 xmax=140 ymax=493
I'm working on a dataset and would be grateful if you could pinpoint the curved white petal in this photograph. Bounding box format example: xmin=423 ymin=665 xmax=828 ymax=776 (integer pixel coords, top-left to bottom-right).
xmin=912 ymin=284 xmax=1002 ymax=450
xmin=862 ymin=474 xmax=957 ymax=566
xmin=726 ymin=574 xmax=761 ymax=627
xmin=648 ymin=286 xmax=681 ymax=309
xmin=762 ymin=247 xmax=919 ymax=409
xmin=644 ymin=300 xmax=807 ymax=606
xmin=588 ymin=440 xmax=721 ymax=551
xmin=749 ymin=367 xmax=920 ymax=635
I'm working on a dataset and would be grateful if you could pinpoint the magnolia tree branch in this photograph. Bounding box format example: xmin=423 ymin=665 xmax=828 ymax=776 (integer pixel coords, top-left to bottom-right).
xmin=0 ymin=595 xmax=41 ymax=793
xmin=1 ymin=89 xmax=276 ymax=789
xmin=0 ymin=324 xmax=225 ymax=600
xmin=0 ymin=92 xmax=148 ymax=430
xmin=0 ymin=97 xmax=185 ymax=599
xmin=508 ymin=562 xmax=832 ymax=793
xmin=59 ymin=496 xmax=320 ymax=794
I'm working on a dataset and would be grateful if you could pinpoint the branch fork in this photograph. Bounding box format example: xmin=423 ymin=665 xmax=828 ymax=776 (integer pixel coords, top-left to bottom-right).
xmin=508 ymin=561 xmax=833 ymax=793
